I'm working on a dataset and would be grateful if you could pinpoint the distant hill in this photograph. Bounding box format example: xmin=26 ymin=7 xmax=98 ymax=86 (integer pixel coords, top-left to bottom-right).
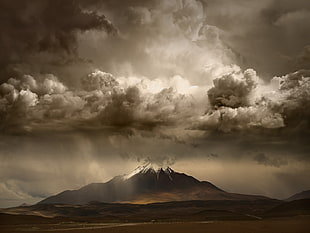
xmin=38 ymin=163 xmax=270 ymax=205
xmin=286 ymin=190 xmax=310 ymax=201
xmin=265 ymin=199 xmax=310 ymax=217
xmin=1 ymin=200 xmax=281 ymax=221
xmin=0 ymin=213 xmax=57 ymax=225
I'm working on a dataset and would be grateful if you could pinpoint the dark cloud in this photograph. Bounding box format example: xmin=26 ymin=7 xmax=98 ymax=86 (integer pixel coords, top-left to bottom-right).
xmin=77 ymin=0 xmax=237 ymax=84
xmin=99 ymin=86 xmax=142 ymax=127
xmin=1 ymin=67 xmax=309 ymax=139
xmin=273 ymin=70 xmax=310 ymax=135
xmin=0 ymin=0 xmax=116 ymax=82
xmin=207 ymin=68 xmax=258 ymax=108
xmin=254 ymin=153 xmax=288 ymax=167
xmin=0 ymin=74 xmax=84 ymax=133
xmin=294 ymin=45 xmax=310 ymax=70
xmin=205 ymin=0 xmax=310 ymax=76
xmin=0 ymin=70 xmax=200 ymax=133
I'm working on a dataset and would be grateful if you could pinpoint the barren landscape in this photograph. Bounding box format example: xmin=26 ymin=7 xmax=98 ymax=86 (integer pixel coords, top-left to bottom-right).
xmin=1 ymin=216 xmax=309 ymax=233
xmin=1 ymin=199 xmax=310 ymax=233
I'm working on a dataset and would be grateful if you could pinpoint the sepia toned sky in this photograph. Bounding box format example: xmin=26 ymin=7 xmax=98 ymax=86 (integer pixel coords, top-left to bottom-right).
xmin=0 ymin=0 xmax=310 ymax=207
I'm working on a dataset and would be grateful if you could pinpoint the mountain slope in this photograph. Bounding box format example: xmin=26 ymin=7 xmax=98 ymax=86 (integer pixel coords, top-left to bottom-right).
xmin=265 ymin=199 xmax=310 ymax=217
xmin=2 ymin=200 xmax=281 ymax=221
xmin=39 ymin=163 xmax=270 ymax=205
xmin=286 ymin=190 xmax=310 ymax=201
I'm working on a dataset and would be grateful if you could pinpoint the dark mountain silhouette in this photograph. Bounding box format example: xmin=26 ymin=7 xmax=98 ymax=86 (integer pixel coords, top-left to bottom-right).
xmin=265 ymin=199 xmax=310 ymax=217
xmin=2 ymin=200 xmax=281 ymax=221
xmin=285 ymin=190 xmax=310 ymax=201
xmin=39 ymin=163 xmax=270 ymax=205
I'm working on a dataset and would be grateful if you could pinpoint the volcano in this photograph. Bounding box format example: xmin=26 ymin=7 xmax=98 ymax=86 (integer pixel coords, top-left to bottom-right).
xmin=39 ymin=163 xmax=269 ymax=205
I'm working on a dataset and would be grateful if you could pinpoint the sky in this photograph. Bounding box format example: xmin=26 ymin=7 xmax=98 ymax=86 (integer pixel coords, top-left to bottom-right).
xmin=0 ymin=0 xmax=310 ymax=208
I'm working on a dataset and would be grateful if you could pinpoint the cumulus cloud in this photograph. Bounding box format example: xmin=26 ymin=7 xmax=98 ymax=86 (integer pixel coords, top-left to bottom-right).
xmin=1 ymin=67 xmax=309 ymax=136
xmin=191 ymin=66 xmax=286 ymax=132
xmin=81 ymin=70 xmax=118 ymax=92
xmin=193 ymin=67 xmax=310 ymax=133
xmin=274 ymin=70 xmax=310 ymax=133
xmin=194 ymin=105 xmax=284 ymax=132
xmin=0 ymin=70 xmax=201 ymax=133
xmin=0 ymin=74 xmax=82 ymax=132
xmin=207 ymin=68 xmax=258 ymax=108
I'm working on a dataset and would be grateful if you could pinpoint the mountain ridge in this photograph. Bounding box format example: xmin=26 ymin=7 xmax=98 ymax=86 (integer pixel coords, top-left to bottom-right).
xmin=285 ymin=190 xmax=310 ymax=201
xmin=39 ymin=163 xmax=270 ymax=205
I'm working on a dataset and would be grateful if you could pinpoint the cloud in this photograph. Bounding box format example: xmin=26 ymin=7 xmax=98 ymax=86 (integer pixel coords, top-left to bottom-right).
xmin=254 ymin=153 xmax=288 ymax=167
xmin=1 ymin=67 xmax=309 ymax=137
xmin=274 ymin=70 xmax=310 ymax=133
xmin=205 ymin=0 xmax=310 ymax=76
xmin=0 ymin=70 xmax=201 ymax=133
xmin=294 ymin=45 xmax=310 ymax=70
xmin=81 ymin=70 xmax=119 ymax=91
xmin=0 ymin=74 xmax=83 ymax=132
xmin=0 ymin=0 xmax=116 ymax=82
xmin=192 ymin=66 xmax=286 ymax=132
xmin=194 ymin=68 xmax=310 ymax=133
xmin=194 ymin=105 xmax=284 ymax=132
xmin=77 ymin=0 xmax=237 ymax=84
xmin=207 ymin=68 xmax=258 ymax=108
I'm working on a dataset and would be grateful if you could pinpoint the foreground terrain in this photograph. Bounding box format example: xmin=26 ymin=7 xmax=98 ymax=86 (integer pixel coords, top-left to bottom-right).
xmin=0 ymin=216 xmax=309 ymax=233
xmin=1 ymin=199 xmax=309 ymax=233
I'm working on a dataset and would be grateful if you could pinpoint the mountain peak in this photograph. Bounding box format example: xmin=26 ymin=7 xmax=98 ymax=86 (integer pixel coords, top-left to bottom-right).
xmin=38 ymin=163 xmax=270 ymax=205
xmin=123 ymin=162 xmax=174 ymax=180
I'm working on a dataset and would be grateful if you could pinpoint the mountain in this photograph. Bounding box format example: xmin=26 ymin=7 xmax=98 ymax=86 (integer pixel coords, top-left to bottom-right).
xmin=39 ymin=162 xmax=270 ymax=205
xmin=286 ymin=190 xmax=310 ymax=201
xmin=265 ymin=199 xmax=310 ymax=217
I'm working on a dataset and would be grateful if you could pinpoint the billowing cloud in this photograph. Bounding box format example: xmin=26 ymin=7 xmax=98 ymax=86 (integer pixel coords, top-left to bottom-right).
xmin=194 ymin=105 xmax=284 ymax=132
xmin=0 ymin=0 xmax=310 ymax=207
xmin=195 ymin=67 xmax=310 ymax=133
xmin=205 ymin=0 xmax=310 ymax=76
xmin=207 ymin=68 xmax=258 ymax=108
xmin=77 ymin=0 xmax=237 ymax=84
xmin=0 ymin=0 xmax=116 ymax=82
xmin=1 ymin=67 xmax=309 ymax=137
xmin=274 ymin=70 xmax=310 ymax=134
xmin=81 ymin=70 xmax=119 ymax=92
xmin=0 ymin=70 xmax=202 ymax=133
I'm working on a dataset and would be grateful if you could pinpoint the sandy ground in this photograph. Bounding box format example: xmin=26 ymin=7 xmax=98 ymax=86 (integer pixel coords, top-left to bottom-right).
xmin=1 ymin=217 xmax=309 ymax=233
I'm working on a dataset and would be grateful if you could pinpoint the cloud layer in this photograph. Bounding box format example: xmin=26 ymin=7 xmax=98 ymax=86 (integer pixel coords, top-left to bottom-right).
xmin=1 ymin=0 xmax=310 ymax=207
xmin=1 ymin=66 xmax=309 ymax=137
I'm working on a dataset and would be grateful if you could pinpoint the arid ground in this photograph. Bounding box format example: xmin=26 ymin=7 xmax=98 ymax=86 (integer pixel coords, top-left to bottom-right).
xmin=1 ymin=199 xmax=310 ymax=232
xmin=1 ymin=216 xmax=310 ymax=233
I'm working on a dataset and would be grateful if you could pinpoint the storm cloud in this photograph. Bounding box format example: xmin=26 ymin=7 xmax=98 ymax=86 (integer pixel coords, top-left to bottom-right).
xmin=0 ymin=0 xmax=310 ymax=207
xmin=2 ymin=66 xmax=308 ymax=135
xmin=0 ymin=0 xmax=116 ymax=82
xmin=205 ymin=0 xmax=310 ymax=76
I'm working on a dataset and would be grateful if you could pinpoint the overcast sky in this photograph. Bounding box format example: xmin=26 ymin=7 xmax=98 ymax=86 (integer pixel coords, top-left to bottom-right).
xmin=0 ymin=0 xmax=310 ymax=208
